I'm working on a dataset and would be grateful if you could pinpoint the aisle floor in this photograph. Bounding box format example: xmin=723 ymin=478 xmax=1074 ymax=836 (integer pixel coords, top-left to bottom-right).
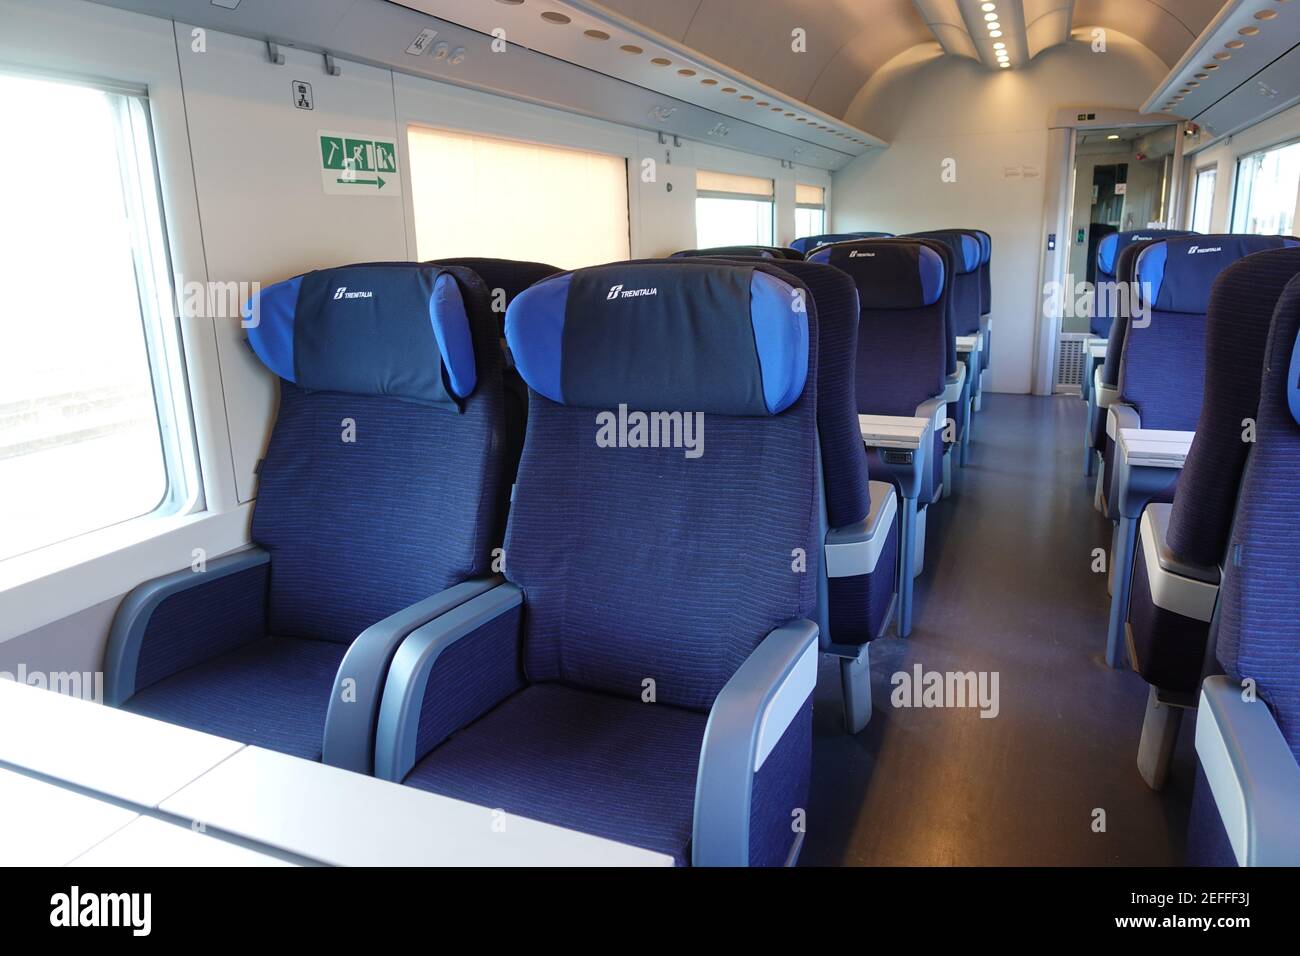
xmin=802 ymin=393 xmax=1196 ymax=866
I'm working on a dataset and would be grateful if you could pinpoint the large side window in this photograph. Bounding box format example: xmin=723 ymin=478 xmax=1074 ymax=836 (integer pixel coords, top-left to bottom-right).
xmin=0 ymin=71 xmax=197 ymax=563
xmin=695 ymin=170 xmax=774 ymax=247
xmin=1231 ymin=139 xmax=1300 ymax=236
xmin=1189 ymin=165 xmax=1216 ymax=233
xmin=407 ymin=125 xmax=630 ymax=269
xmin=795 ymin=183 xmax=826 ymax=238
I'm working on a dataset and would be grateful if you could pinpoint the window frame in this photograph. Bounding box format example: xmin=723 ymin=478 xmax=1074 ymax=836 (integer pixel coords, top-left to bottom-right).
xmin=0 ymin=66 xmax=202 ymax=566
xmin=1229 ymin=135 xmax=1300 ymax=236
xmin=694 ymin=169 xmax=776 ymax=248
xmin=1188 ymin=164 xmax=1217 ymax=233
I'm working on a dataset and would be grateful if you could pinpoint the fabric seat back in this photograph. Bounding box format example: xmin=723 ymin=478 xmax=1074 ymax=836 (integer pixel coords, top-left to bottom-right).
xmin=503 ymin=260 xmax=819 ymax=713
xmin=1092 ymin=229 xmax=1193 ymax=338
xmin=244 ymin=262 xmax=506 ymax=643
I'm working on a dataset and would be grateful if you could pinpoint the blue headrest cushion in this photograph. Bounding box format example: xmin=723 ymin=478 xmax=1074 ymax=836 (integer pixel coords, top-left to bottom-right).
xmin=1137 ymin=235 xmax=1300 ymax=313
xmin=505 ymin=262 xmax=808 ymax=415
xmin=245 ymin=263 xmax=476 ymax=407
xmin=810 ymin=241 xmax=944 ymax=308
xmin=1289 ymin=315 xmax=1300 ymax=428
xmin=1098 ymin=228 xmax=1193 ymax=277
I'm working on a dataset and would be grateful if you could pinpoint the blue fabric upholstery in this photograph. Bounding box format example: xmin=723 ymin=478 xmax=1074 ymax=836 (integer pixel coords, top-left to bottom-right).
xmin=672 ymin=245 xmax=803 ymax=260
xmin=748 ymin=698 xmax=811 ymax=866
xmin=113 ymin=263 xmax=508 ymax=762
xmin=1092 ymin=229 xmax=1193 ymax=336
xmin=1167 ymin=249 xmax=1300 ymax=566
xmin=1121 ymin=236 xmax=1298 ymax=431
xmin=247 ymin=263 xmax=480 ymax=407
xmin=1127 ymin=532 xmax=1209 ymax=693
xmin=1098 ymin=240 xmax=1156 ymax=390
xmin=506 ymin=262 xmax=808 ymax=416
xmin=403 ymin=683 xmax=708 ymax=865
xmin=1215 ymin=273 xmax=1300 ymax=761
xmin=122 ymin=637 xmax=348 ymax=760
xmin=133 ymin=563 xmax=268 ymax=693
xmin=789 ymin=232 xmax=891 ymax=254
xmin=426 ymin=257 xmax=560 ymax=335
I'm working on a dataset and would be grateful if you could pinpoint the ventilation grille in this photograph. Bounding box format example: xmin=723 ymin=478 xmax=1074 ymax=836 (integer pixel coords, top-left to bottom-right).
xmin=1055 ymin=334 xmax=1088 ymax=391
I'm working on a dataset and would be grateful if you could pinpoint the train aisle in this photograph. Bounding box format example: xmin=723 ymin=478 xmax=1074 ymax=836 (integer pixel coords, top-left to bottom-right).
xmin=805 ymin=394 xmax=1196 ymax=866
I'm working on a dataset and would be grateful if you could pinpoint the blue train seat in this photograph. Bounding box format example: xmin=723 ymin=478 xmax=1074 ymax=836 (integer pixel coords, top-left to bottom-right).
xmin=789 ymin=232 xmax=892 ymax=255
xmin=672 ymin=245 xmax=804 ymax=260
xmin=103 ymin=263 xmax=511 ymax=772
xmin=374 ymin=259 xmax=821 ymax=866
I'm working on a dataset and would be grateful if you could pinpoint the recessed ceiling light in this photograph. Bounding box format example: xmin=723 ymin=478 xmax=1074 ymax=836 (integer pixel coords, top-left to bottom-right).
xmin=771 ymin=107 xmax=782 ymax=112
xmin=1254 ymin=9 xmax=1278 ymax=20
xmin=1107 ymin=134 xmax=1120 ymax=140
xmin=1239 ymin=26 xmax=1260 ymax=35
xmin=1194 ymin=73 xmax=1208 ymax=79
xmin=540 ymin=11 xmax=570 ymax=25
xmin=755 ymin=100 xmax=769 ymax=106
xmin=984 ymin=12 xmax=998 ymax=20
xmin=999 ymin=62 xmax=1010 ymax=68
xmin=583 ymin=29 xmax=609 ymax=40
xmin=1213 ymin=52 xmax=1231 ymax=60
xmin=1187 ymin=81 xmax=1200 ymax=87
xmin=740 ymin=94 xmax=753 ymax=100
xmin=677 ymin=68 xmax=696 ymax=76
xmin=785 ymin=112 xmax=795 ymax=117
xmin=721 ymin=86 xmax=736 ymax=93
xmin=981 ymin=2 xmax=996 ymax=10
xmin=1225 ymin=39 xmax=1245 ymax=49
xmin=993 ymin=42 xmax=1006 ymax=50
xmin=650 ymin=57 xmax=671 ymax=66
xmin=990 ymin=29 xmax=1002 ymax=37
xmin=619 ymin=44 xmax=642 ymax=54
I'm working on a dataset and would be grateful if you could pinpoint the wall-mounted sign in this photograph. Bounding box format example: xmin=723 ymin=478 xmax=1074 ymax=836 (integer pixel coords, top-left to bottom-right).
xmin=318 ymin=130 xmax=401 ymax=196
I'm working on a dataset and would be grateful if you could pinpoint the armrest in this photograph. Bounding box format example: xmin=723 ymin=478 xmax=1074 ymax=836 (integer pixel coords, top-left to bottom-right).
xmin=1095 ymin=366 xmax=1120 ymax=410
xmin=825 ymin=481 xmax=897 ymax=578
xmin=941 ymin=363 xmax=967 ymax=403
xmin=1138 ymin=506 xmax=1219 ymax=622
xmin=322 ymin=575 xmax=503 ymax=773
xmin=1195 ymin=676 xmax=1300 ymax=866
xmin=692 ymin=619 xmax=818 ymax=867
xmin=914 ymin=394 xmax=946 ymax=432
xmin=1106 ymin=403 xmax=1140 ymax=441
xmin=373 ymin=583 xmax=524 ymax=783
xmin=103 ymin=547 xmax=270 ymax=706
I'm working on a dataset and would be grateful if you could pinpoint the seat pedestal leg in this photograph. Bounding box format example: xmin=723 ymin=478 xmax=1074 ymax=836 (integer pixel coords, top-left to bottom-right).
xmin=1105 ymin=515 xmax=1138 ymax=669
xmin=897 ymin=495 xmax=917 ymax=637
xmin=942 ymin=449 xmax=953 ymax=500
xmin=1137 ymin=685 xmax=1184 ymax=790
xmin=839 ymin=644 xmax=872 ymax=734
xmin=912 ymin=505 xmax=927 ymax=579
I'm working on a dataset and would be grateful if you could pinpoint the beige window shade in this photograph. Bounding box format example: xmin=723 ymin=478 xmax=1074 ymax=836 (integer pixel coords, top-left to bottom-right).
xmin=408 ymin=125 xmax=630 ymax=269
xmin=796 ymin=183 xmax=825 ymax=206
xmin=696 ymin=169 xmax=774 ymax=200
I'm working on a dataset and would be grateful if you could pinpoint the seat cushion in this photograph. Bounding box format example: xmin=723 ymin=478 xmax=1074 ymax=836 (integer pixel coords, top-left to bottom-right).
xmin=121 ymin=636 xmax=346 ymax=761
xmin=403 ymin=683 xmax=708 ymax=864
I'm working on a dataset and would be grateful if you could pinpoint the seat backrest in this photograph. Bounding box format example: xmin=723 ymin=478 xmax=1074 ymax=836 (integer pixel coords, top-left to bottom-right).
xmin=503 ymin=259 xmax=820 ymax=712
xmin=672 ymin=245 xmax=804 ymax=260
xmin=426 ymin=257 xmax=560 ymax=335
xmin=810 ymin=238 xmax=949 ymax=418
xmin=789 ymin=232 xmax=891 ymax=255
xmin=651 ymin=255 xmax=870 ymax=530
xmin=1167 ymin=248 xmax=1300 ymax=568
xmin=1092 ymin=229 xmax=1194 ymax=338
xmin=1099 ymin=238 xmax=1162 ymax=388
xmin=244 ymin=262 xmax=506 ymax=643
xmin=1213 ymin=273 xmax=1300 ymax=759
xmin=965 ymin=229 xmax=992 ymax=317
xmin=1121 ymin=235 xmax=1299 ymax=430
xmin=906 ymin=230 xmax=982 ymax=335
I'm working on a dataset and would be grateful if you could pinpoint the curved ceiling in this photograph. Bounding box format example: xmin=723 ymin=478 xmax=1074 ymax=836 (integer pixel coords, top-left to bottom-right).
xmin=595 ymin=0 xmax=1231 ymax=118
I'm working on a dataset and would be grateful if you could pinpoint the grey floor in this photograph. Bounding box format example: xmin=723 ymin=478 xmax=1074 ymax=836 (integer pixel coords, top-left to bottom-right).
xmin=803 ymin=393 xmax=1196 ymax=866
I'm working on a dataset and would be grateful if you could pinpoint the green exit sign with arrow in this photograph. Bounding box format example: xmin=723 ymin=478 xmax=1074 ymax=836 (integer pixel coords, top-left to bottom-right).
xmin=318 ymin=130 xmax=401 ymax=197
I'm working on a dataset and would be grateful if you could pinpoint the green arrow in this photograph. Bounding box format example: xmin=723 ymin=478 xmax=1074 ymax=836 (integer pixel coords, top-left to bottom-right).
xmin=336 ymin=176 xmax=386 ymax=189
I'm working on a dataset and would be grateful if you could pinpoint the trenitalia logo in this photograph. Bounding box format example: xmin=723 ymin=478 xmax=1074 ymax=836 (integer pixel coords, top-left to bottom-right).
xmin=1187 ymin=245 xmax=1222 ymax=255
xmin=333 ymin=287 xmax=374 ymax=299
xmin=606 ymin=284 xmax=658 ymax=300
xmin=848 ymin=250 xmax=876 ymax=258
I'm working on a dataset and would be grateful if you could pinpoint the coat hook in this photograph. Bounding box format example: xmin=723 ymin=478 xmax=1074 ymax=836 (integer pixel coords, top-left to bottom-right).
xmin=266 ymin=40 xmax=285 ymax=66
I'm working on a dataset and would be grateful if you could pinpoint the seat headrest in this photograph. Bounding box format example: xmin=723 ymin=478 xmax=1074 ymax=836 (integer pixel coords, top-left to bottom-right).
xmin=244 ymin=262 xmax=477 ymax=408
xmin=672 ymin=245 xmax=803 ymax=261
xmin=808 ymin=240 xmax=944 ymax=308
xmin=1097 ymin=228 xmax=1193 ymax=277
xmin=1287 ymin=284 xmax=1300 ymax=428
xmin=1137 ymin=235 xmax=1300 ymax=313
xmin=953 ymin=229 xmax=991 ymax=265
xmin=908 ymin=231 xmax=980 ymax=273
xmin=505 ymin=261 xmax=808 ymax=416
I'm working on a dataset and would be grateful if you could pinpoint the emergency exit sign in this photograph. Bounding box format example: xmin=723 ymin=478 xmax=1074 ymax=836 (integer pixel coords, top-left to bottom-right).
xmin=318 ymin=130 xmax=401 ymax=196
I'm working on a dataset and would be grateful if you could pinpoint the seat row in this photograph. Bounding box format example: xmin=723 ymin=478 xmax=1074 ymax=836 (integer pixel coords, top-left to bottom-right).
xmin=1078 ymin=230 xmax=1300 ymax=864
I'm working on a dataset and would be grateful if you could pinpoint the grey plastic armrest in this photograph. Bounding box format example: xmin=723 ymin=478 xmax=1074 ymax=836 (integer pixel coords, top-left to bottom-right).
xmin=692 ymin=618 xmax=818 ymax=866
xmin=825 ymin=481 xmax=898 ymax=578
xmin=373 ymin=583 xmax=523 ymax=783
xmin=1106 ymin=403 xmax=1141 ymax=441
xmin=322 ymin=575 xmax=503 ymax=773
xmin=1095 ymin=367 xmax=1120 ymax=410
xmin=914 ymin=394 xmax=946 ymax=430
xmin=1195 ymin=675 xmax=1300 ymax=866
xmin=1138 ymin=505 xmax=1219 ymax=621
xmin=942 ymin=364 xmax=966 ymax=403
xmin=103 ymin=547 xmax=270 ymax=706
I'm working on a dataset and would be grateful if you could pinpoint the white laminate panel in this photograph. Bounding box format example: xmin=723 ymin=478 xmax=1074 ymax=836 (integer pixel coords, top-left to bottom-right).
xmin=0 ymin=767 xmax=137 ymax=866
xmin=70 ymin=816 xmax=294 ymax=867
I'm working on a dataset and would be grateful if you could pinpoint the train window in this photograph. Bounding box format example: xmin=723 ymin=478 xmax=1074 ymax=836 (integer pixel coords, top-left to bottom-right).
xmin=0 ymin=71 xmax=197 ymax=563
xmin=1230 ymin=138 xmax=1300 ymax=236
xmin=695 ymin=170 xmax=774 ymax=247
xmin=1189 ymin=165 xmax=1216 ymax=233
xmin=407 ymin=125 xmax=630 ymax=269
xmin=795 ymin=183 xmax=827 ymax=237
